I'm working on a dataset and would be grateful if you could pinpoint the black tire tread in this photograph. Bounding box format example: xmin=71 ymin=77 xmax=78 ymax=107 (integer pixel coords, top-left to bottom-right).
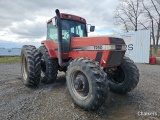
xmin=39 ymin=46 xmax=58 ymax=84
xmin=21 ymin=45 xmax=41 ymax=87
xmin=66 ymin=57 xmax=109 ymax=110
xmin=109 ymin=56 xmax=139 ymax=94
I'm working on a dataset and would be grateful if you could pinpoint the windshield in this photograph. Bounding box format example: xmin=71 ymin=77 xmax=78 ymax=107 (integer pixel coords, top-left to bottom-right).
xmin=61 ymin=19 xmax=87 ymax=39
xmin=47 ymin=19 xmax=87 ymax=43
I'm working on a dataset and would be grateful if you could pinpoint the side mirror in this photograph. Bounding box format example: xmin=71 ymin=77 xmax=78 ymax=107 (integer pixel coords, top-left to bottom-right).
xmin=90 ymin=25 xmax=95 ymax=32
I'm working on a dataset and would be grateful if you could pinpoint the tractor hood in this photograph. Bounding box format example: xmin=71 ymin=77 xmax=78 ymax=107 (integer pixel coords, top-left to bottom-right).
xmin=70 ymin=36 xmax=126 ymax=51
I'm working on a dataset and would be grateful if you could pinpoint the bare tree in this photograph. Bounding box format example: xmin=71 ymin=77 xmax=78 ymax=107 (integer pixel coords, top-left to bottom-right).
xmin=115 ymin=0 xmax=160 ymax=56
xmin=114 ymin=0 xmax=145 ymax=31
xmin=142 ymin=0 xmax=160 ymax=55
xmin=155 ymin=0 xmax=160 ymax=5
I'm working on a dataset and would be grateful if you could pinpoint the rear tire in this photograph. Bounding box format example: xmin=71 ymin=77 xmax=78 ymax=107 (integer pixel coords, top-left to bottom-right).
xmin=21 ymin=45 xmax=41 ymax=87
xmin=66 ymin=58 xmax=109 ymax=110
xmin=39 ymin=46 xmax=58 ymax=84
xmin=108 ymin=57 xmax=139 ymax=94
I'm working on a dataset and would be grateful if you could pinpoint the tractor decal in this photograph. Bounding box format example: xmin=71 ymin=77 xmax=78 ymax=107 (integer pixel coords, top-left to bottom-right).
xmin=72 ymin=45 xmax=126 ymax=51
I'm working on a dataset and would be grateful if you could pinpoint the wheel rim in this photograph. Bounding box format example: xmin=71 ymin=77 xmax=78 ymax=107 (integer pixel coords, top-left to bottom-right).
xmin=22 ymin=55 xmax=28 ymax=81
xmin=41 ymin=55 xmax=46 ymax=78
xmin=109 ymin=66 xmax=125 ymax=84
xmin=71 ymin=70 xmax=89 ymax=100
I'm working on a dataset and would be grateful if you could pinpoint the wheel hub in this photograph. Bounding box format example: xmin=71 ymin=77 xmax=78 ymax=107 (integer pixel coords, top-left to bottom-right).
xmin=71 ymin=72 xmax=89 ymax=99
xmin=74 ymin=76 xmax=85 ymax=91
xmin=107 ymin=66 xmax=125 ymax=84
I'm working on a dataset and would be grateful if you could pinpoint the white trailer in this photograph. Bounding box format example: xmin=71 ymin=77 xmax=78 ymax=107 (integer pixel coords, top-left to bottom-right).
xmin=117 ymin=30 xmax=150 ymax=63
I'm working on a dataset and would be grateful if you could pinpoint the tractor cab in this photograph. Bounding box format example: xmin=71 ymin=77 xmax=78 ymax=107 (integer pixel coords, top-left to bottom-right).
xmin=46 ymin=13 xmax=94 ymax=53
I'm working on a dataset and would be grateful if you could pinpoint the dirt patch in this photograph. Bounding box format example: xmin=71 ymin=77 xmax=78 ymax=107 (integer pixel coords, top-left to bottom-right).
xmin=0 ymin=63 xmax=159 ymax=120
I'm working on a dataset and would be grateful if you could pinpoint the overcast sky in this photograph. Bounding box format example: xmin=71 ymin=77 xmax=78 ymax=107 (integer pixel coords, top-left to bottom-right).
xmin=0 ymin=0 xmax=119 ymax=47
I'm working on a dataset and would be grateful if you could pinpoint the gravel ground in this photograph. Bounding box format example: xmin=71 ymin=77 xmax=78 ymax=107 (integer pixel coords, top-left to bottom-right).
xmin=0 ymin=63 xmax=160 ymax=120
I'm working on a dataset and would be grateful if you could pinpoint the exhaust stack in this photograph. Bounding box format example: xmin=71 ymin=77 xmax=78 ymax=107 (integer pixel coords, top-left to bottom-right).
xmin=55 ymin=9 xmax=69 ymax=67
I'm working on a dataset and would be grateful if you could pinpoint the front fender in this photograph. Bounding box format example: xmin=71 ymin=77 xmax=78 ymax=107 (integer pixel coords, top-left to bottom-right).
xmin=41 ymin=40 xmax=58 ymax=58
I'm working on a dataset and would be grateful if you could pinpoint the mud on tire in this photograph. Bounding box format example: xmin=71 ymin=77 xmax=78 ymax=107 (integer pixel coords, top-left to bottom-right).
xmin=21 ymin=45 xmax=41 ymax=87
xmin=66 ymin=57 xmax=109 ymax=110
xmin=108 ymin=57 xmax=139 ymax=94
xmin=39 ymin=46 xmax=58 ymax=84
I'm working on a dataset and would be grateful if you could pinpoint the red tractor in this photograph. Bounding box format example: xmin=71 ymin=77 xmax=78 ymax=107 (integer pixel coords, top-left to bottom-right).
xmin=21 ymin=9 xmax=139 ymax=110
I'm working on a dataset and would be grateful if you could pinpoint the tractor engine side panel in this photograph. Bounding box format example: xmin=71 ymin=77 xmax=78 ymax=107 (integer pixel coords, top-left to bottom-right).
xmin=70 ymin=37 xmax=126 ymax=68
xmin=70 ymin=50 xmax=111 ymax=67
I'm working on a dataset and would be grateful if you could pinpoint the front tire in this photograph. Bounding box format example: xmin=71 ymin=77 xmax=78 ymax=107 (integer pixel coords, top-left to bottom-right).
xmin=66 ymin=58 xmax=109 ymax=110
xmin=108 ymin=57 xmax=139 ymax=94
xmin=21 ymin=45 xmax=41 ymax=87
xmin=39 ymin=46 xmax=58 ymax=84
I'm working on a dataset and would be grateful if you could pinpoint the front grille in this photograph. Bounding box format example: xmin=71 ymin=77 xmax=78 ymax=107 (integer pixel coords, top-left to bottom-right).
xmin=115 ymin=45 xmax=122 ymax=50
xmin=107 ymin=51 xmax=125 ymax=67
xmin=110 ymin=38 xmax=125 ymax=44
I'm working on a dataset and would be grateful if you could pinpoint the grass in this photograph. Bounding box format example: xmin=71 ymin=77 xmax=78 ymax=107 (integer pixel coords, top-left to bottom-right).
xmin=0 ymin=56 xmax=20 ymax=63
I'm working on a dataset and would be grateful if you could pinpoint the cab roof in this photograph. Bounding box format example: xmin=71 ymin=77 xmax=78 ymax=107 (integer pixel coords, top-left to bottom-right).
xmin=47 ymin=13 xmax=86 ymax=24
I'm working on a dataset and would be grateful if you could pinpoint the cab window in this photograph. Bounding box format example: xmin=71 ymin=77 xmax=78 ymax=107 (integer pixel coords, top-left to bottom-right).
xmin=47 ymin=22 xmax=58 ymax=43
